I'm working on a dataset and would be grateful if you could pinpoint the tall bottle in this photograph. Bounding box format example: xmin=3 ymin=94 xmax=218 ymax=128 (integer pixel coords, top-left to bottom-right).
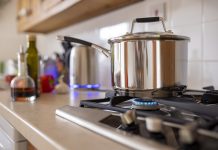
xmin=11 ymin=46 xmax=36 ymax=102
xmin=26 ymin=34 xmax=40 ymax=97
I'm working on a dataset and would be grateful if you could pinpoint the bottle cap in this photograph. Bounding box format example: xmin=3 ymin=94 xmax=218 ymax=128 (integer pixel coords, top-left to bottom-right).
xmin=18 ymin=45 xmax=25 ymax=62
xmin=27 ymin=34 xmax=36 ymax=41
xmin=19 ymin=45 xmax=25 ymax=53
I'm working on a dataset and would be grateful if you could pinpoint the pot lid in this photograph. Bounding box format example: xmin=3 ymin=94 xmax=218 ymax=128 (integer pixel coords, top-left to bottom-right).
xmin=108 ymin=31 xmax=190 ymax=43
xmin=109 ymin=17 xmax=190 ymax=43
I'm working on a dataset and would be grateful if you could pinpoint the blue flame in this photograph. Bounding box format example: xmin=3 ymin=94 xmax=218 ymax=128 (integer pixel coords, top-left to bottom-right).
xmin=70 ymin=84 xmax=101 ymax=89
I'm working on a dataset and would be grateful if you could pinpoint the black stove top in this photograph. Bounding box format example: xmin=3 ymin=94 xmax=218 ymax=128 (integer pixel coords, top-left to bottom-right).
xmin=78 ymin=87 xmax=218 ymax=150
xmin=56 ymin=86 xmax=218 ymax=150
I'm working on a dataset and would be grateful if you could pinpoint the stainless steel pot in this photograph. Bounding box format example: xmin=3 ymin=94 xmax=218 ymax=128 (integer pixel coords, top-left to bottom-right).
xmin=57 ymin=17 xmax=190 ymax=93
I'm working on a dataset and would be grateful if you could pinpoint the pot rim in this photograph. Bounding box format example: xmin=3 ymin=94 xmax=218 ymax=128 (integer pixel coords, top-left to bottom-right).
xmin=108 ymin=32 xmax=190 ymax=43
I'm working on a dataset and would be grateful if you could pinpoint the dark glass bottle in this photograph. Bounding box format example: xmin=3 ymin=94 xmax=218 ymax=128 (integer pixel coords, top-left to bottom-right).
xmin=26 ymin=34 xmax=40 ymax=97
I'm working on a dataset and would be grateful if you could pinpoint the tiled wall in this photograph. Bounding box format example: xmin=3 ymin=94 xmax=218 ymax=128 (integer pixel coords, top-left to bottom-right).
xmin=169 ymin=0 xmax=218 ymax=90
xmin=37 ymin=0 xmax=218 ymax=90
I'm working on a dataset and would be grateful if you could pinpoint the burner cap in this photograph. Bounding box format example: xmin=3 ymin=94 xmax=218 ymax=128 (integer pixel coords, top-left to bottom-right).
xmin=131 ymin=98 xmax=160 ymax=110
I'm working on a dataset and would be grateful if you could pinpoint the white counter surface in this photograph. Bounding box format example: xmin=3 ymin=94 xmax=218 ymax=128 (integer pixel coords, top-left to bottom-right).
xmin=0 ymin=90 xmax=129 ymax=150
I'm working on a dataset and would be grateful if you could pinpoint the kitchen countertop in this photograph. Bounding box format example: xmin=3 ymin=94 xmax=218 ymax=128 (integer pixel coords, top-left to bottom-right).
xmin=0 ymin=90 xmax=129 ymax=150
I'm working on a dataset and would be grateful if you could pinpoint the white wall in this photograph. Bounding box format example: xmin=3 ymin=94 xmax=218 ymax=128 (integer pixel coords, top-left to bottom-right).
xmin=1 ymin=0 xmax=218 ymax=90
xmin=0 ymin=0 xmax=26 ymax=60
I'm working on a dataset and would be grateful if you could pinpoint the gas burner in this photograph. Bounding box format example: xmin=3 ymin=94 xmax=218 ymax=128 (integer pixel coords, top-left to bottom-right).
xmin=131 ymin=98 xmax=160 ymax=110
xmin=56 ymin=86 xmax=218 ymax=150
xmin=114 ymin=85 xmax=187 ymax=98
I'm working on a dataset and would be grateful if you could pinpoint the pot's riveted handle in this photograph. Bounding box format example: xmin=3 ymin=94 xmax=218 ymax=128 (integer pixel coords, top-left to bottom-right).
xmin=57 ymin=36 xmax=111 ymax=57
xmin=130 ymin=17 xmax=168 ymax=33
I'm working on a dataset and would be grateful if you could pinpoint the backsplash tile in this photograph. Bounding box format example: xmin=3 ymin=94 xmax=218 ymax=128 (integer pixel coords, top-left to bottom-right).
xmin=143 ymin=0 xmax=171 ymax=32
xmin=187 ymin=62 xmax=203 ymax=89
xmin=171 ymin=0 xmax=202 ymax=27
xmin=203 ymin=0 xmax=218 ymax=22
xmin=203 ymin=21 xmax=218 ymax=60
xmin=203 ymin=62 xmax=218 ymax=89
xmin=172 ymin=25 xmax=202 ymax=61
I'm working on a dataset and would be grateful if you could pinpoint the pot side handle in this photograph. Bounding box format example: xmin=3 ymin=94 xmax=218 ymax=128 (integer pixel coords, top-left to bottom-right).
xmin=57 ymin=35 xmax=111 ymax=57
xmin=130 ymin=17 xmax=168 ymax=33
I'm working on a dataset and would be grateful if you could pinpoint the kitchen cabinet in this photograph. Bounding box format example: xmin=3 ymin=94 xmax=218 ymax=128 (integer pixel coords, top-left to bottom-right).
xmin=17 ymin=0 xmax=40 ymax=29
xmin=0 ymin=115 xmax=27 ymax=150
xmin=17 ymin=0 xmax=142 ymax=33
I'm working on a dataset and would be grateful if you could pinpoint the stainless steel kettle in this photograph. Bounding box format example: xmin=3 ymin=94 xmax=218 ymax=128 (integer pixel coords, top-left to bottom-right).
xmin=69 ymin=45 xmax=100 ymax=89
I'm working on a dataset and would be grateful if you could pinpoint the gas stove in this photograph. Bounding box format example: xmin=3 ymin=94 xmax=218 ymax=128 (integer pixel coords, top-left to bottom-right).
xmin=56 ymin=86 xmax=218 ymax=150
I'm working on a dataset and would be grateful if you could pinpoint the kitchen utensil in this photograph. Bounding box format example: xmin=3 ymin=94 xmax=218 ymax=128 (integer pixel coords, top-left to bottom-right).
xmin=69 ymin=45 xmax=100 ymax=89
xmin=57 ymin=17 xmax=190 ymax=93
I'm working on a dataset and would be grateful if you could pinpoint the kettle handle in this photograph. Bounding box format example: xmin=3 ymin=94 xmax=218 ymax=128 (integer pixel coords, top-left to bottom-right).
xmin=57 ymin=36 xmax=111 ymax=57
xmin=58 ymin=36 xmax=92 ymax=47
xmin=130 ymin=17 xmax=168 ymax=33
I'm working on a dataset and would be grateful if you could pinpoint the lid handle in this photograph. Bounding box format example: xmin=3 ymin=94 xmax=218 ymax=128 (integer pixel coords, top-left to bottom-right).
xmin=130 ymin=17 xmax=167 ymax=33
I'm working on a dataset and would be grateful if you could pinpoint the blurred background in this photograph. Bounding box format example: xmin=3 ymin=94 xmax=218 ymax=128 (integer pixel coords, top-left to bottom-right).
xmin=0 ymin=0 xmax=218 ymax=90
